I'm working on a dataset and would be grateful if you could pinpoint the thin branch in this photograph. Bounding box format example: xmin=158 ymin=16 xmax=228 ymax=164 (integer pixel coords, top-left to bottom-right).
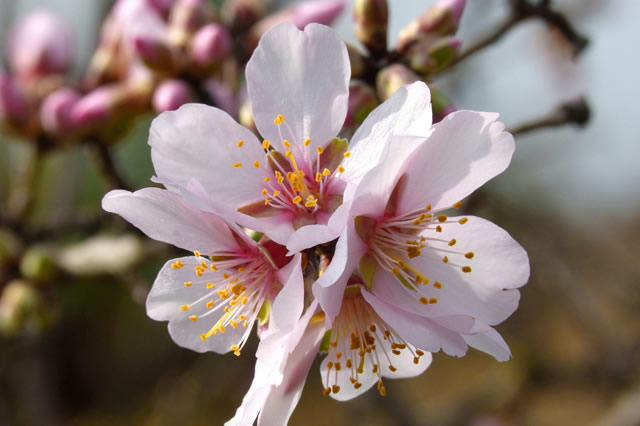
xmin=6 ymin=142 xmax=44 ymax=221
xmin=88 ymin=141 xmax=132 ymax=191
xmin=508 ymin=97 xmax=590 ymax=136
xmin=452 ymin=0 xmax=589 ymax=67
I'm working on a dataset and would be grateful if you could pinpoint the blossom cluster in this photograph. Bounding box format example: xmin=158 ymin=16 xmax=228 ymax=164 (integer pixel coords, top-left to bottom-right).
xmin=103 ymin=22 xmax=529 ymax=425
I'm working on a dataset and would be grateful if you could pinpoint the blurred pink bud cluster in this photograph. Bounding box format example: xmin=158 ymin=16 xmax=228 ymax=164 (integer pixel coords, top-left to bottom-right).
xmin=1 ymin=0 xmax=345 ymax=145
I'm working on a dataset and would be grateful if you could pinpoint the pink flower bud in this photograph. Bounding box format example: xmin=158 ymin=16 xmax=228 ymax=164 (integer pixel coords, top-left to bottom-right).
xmin=0 ymin=73 xmax=29 ymax=124
xmin=396 ymin=0 xmax=466 ymax=52
xmin=354 ymin=0 xmax=388 ymax=58
xmin=190 ymin=24 xmax=232 ymax=67
xmin=147 ymin=0 xmax=176 ymax=15
xmin=406 ymin=36 xmax=461 ymax=75
xmin=40 ymin=88 xmax=81 ymax=134
xmin=376 ymin=64 xmax=419 ymax=101
xmin=7 ymin=10 xmax=73 ymax=79
xmin=133 ymin=36 xmax=174 ymax=69
xmin=153 ymin=80 xmax=191 ymax=113
xmin=70 ymin=87 xmax=114 ymax=127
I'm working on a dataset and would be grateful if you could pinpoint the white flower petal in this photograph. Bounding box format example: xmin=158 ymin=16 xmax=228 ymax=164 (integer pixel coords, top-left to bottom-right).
xmin=397 ymin=110 xmax=515 ymax=214
xmin=463 ymin=327 xmax=512 ymax=362
xmin=342 ymin=82 xmax=432 ymax=184
xmin=271 ymin=254 xmax=304 ymax=332
xmin=102 ymin=188 xmax=238 ymax=253
xmin=246 ymin=23 xmax=349 ymax=154
xmin=149 ymin=103 xmax=266 ymax=207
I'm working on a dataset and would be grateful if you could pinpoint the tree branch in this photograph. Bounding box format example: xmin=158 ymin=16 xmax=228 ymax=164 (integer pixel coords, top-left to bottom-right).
xmin=88 ymin=141 xmax=132 ymax=191
xmin=508 ymin=97 xmax=590 ymax=136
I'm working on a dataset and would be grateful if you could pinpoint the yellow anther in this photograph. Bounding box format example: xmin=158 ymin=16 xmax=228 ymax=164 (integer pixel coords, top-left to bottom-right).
xmin=236 ymin=140 xmax=244 ymax=148
xmin=277 ymin=175 xmax=284 ymax=184
xmin=343 ymin=151 xmax=351 ymax=158
xmin=459 ymin=217 xmax=469 ymax=225
xmin=184 ymin=281 xmax=192 ymax=287
xmin=448 ymin=239 xmax=457 ymax=246
xmin=315 ymin=172 xmax=322 ymax=182
xmin=316 ymin=146 xmax=323 ymax=155
xmin=285 ymin=150 xmax=293 ymax=158
xmin=253 ymin=160 xmax=260 ymax=168
xmin=425 ymin=204 xmax=432 ymax=211
xmin=180 ymin=304 xmax=190 ymax=311
xmin=223 ymin=272 xmax=230 ymax=279
xmin=292 ymin=196 xmax=302 ymax=204
xmin=337 ymin=165 xmax=345 ymax=173
xmin=273 ymin=190 xmax=281 ymax=197
xmin=413 ymin=357 xmax=420 ymax=364
xmin=206 ymin=300 xmax=214 ymax=309
xmin=262 ymin=140 xmax=270 ymax=149
xmin=322 ymin=168 xmax=331 ymax=176
xmin=462 ymin=266 xmax=472 ymax=273
xmin=233 ymin=162 xmax=242 ymax=168
xmin=434 ymin=281 xmax=442 ymax=289
xmin=437 ymin=215 xmax=448 ymax=223
xmin=195 ymin=268 xmax=203 ymax=277
xmin=332 ymin=385 xmax=340 ymax=394
xmin=171 ymin=260 xmax=184 ymax=269
xmin=389 ymin=365 xmax=397 ymax=372
xmin=194 ymin=250 xmax=201 ymax=257
xmin=261 ymin=188 xmax=268 ymax=196
xmin=453 ymin=201 xmax=462 ymax=208
xmin=210 ymin=264 xmax=218 ymax=271
xmin=263 ymin=176 xmax=271 ymax=182
xmin=189 ymin=315 xmax=198 ymax=322
xmin=420 ymin=297 xmax=429 ymax=305
xmin=429 ymin=298 xmax=438 ymax=304
xmin=274 ymin=114 xmax=284 ymax=125
xmin=322 ymin=388 xmax=331 ymax=396
xmin=443 ymin=256 xmax=449 ymax=263
xmin=283 ymin=140 xmax=291 ymax=148
xmin=436 ymin=225 xmax=442 ymax=232
xmin=392 ymin=267 xmax=400 ymax=276
xmin=464 ymin=252 xmax=475 ymax=259
xmin=264 ymin=199 xmax=271 ymax=205
xmin=304 ymin=138 xmax=311 ymax=146
xmin=200 ymin=334 xmax=207 ymax=341
xmin=416 ymin=349 xmax=425 ymax=356
xmin=206 ymin=282 xmax=214 ymax=289
xmin=305 ymin=199 xmax=317 ymax=208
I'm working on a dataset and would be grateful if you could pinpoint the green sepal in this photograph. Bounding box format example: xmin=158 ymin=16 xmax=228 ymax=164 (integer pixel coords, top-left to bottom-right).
xmin=319 ymin=329 xmax=333 ymax=353
xmin=359 ymin=254 xmax=377 ymax=289
xmin=257 ymin=298 xmax=271 ymax=325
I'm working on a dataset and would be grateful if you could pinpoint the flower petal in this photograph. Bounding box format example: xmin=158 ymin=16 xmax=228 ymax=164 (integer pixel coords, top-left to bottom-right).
xmin=102 ymin=188 xmax=239 ymax=253
xmin=271 ymin=254 xmax=304 ymax=332
xmin=463 ymin=327 xmax=512 ymax=362
xmin=342 ymin=81 xmax=432 ymax=185
xmin=396 ymin=110 xmax=515 ymax=214
xmin=372 ymin=216 xmax=529 ymax=326
xmin=149 ymin=103 xmax=267 ymax=207
xmin=246 ymin=23 xmax=349 ymax=154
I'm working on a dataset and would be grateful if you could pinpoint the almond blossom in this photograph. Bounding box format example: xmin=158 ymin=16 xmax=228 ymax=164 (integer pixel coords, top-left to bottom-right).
xmin=314 ymin=109 xmax=530 ymax=364
xmin=148 ymin=23 xmax=432 ymax=250
xmin=102 ymin=188 xmax=304 ymax=355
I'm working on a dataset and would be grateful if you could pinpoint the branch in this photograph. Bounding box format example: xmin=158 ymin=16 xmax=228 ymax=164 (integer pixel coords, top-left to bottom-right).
xmin=453 ymin=0 xmax=589 ymax=66
xmin=88 ymin=141 xmax=132 ymax=191
xmin=6 ymin=142 xmax=44 ymax=221
xmin=508 ymin=97 xmax=590 ymax=136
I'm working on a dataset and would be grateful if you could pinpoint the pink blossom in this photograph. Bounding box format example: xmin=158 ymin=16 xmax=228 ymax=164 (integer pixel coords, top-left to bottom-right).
xmin=314 ymin=105 xmax=530 ymax=361
xmin=149 ymin=23 xmax=433 ymax=251
xmin=7 ymin=10 xmax=73 ymax=79
xmin=102 ymin=188 xmax=305 ymax=354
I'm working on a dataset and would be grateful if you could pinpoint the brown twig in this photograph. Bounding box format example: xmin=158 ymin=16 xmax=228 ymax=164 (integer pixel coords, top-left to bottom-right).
xmin=508 ymin=97 xmax=590 ymax=136
xmin=453 ymin=0 xmax=589 ymax=67
xmin=88 ymin=141 xmax=132 ymax=191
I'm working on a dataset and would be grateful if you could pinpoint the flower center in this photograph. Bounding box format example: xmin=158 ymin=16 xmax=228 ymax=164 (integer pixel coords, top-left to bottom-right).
xmin=174 ymin=248 xmax=278 ymax=356
xmin=235 ymin=114 xmax=349 ymax=223
xmin=322 ymin=285 xmax=427 ymax=397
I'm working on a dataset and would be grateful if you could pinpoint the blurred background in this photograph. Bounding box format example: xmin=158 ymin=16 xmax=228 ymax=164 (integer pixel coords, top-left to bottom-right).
xmin=1 ymin=0 xmax=639 ymax=425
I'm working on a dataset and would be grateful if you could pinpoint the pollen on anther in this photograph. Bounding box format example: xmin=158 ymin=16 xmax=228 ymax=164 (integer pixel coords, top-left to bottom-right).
xmin=262 ymin=140 xmax=270 ymax=149
xmin=425 ymin=204 xmax=432 ymax=211
xmin=437 ymin=215 xmax=448 ymax=223
xmin=436 ymin=225 xmax=443 ymax=232
xmin=459 ymin=217 xmax=469 ymax=225
xmin=419 ymin=297 xmax=429 ymax=305
xmin=322 ymin=168 xmax=331 ymax=176
xmin=304 ymin=138 xmax=311 ymax=146
xmin=292 ymin=196 xmax=302 ymax=204
xmin=189 ymin=315 xmax=198 ymax=322
xmin=448 ymin=239 xmax=457 ymax=247
xmin=206 ymin=300 xmax=214 ymax=309
xmin=343 ymin=151 xmax=351 ymax=158
xmin=283 ymin=140 xmax=291 ymax=148
xmin=236 ymin=140 xmax=244 ymax=148
xmin=453 ymin=201 xmax=462 ymax=208
xmin=184 ymin=281 xmax=192 ymax=287
xmin=443 ymin=256 xmax=449 ymax=263
xmin=194 ymin=250 xmax=201 ymax=257
xmin=434 ymin=281 xmax=442 ymax=289
xmin=316 ymin=146 xmax=323 ymax=155
xmin=274 ymin=114 xmax=284 ymax=125
xmin=462 ymin=266 xmax=472 ymax=273
xmin=180 ymin=304 xmax=190 ymax=311
xmin=253 ymin=160 xmax=260 ymax=168
xmin=337 ymin=165 xmax=345 ymax=173
xmin=465 ymin=252 xmax=475 ymax=259
xmin=233 ymin=162 xmax=242 ymax=168
xmin=210 ymin=264 xmax=218 ymax=271
xmin=429 ymin=298 xmax=438 ymax=304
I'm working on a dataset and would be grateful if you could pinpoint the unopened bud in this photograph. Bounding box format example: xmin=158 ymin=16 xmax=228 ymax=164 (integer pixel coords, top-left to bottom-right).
xmin=376 ymin=64 xmax=419 ymax=101
xmin=221 ymin=0 xmax=268 ymax=32
xmin=190 ymin=24 xmax=232 ymax=67
xmin=0 ymin=73 xmax=29 ymax=125
xmin=153 ymin=79 xmax=191 ymax=113
xmin=40 ymin=88 xmax=81 ymax=134
xmin=346 ymin=43 xmax=369 ymax=79
xmin=345 ymin=81 xmax=378 ymax=128
xmin=20 ymin=247 xmax=57 ymax=283
xmin=406 ymin=36 xmax=461 ymax=75
xmin=430 ymin=87 xmax=456 ymax=123
xmin=133 ymin=36 xmax=174 ymax=70
xmin=246 ymin=0 xmax=344 ymax=54
xmin=168 ymin=0 xmax=208 ymax=48
xmin=148 ymin=0 xmax=176 ymax=15
xmin=70 ymin=87 xmax=114 ymax=126
xmin=354 ymin=0 xmax=388 ymax=58
xmin=396 ymin=0 xmax=466 ymax=52
xmin=7 ymin=10 xmax=73 ymax=79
